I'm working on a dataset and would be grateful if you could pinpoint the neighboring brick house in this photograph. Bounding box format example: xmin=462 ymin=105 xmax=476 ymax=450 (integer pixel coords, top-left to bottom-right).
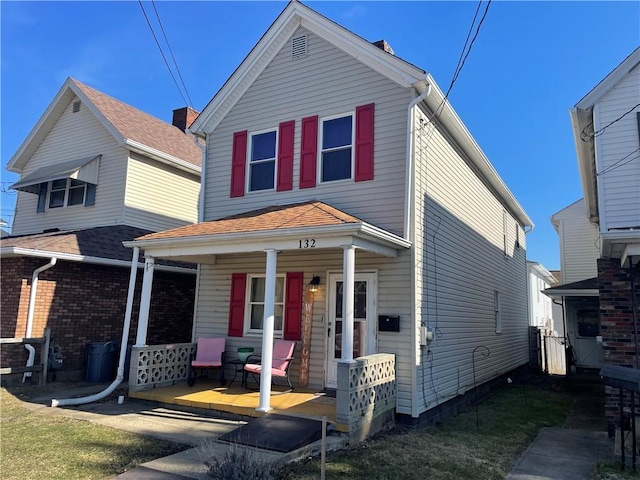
xmin=566 ymin=47 xmax=640 ymax=428
xmin=1 ymin=78 xmax=201 ymax=379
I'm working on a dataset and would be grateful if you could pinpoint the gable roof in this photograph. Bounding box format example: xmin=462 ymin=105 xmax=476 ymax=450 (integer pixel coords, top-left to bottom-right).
xmin=189 ymin=1 xmax=427 ymax=135
xmin=188 ymin=1 xmax=532 ymax=230
xmin=569 ymin=47 xmax=640 ymax=221
xmin=7 ymin=78 xmax=202 ymax=175
xmin=543 ymin=277 xmax=599 ymax=297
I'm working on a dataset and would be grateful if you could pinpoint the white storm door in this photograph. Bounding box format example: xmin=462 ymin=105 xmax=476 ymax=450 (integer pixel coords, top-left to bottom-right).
xmin=325 ymin=272 xmax=377 ymax=389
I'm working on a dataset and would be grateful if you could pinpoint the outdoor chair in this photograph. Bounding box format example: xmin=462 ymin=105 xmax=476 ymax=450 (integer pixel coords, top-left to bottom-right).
xmin=243 ymin=339 xmax=296 ymax=391
xmin=187 ymin=337 xmax=226 ymax=387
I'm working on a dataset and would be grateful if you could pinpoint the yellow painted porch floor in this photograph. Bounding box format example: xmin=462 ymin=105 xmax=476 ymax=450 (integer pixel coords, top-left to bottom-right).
xmin=129 ymin=380 xmax=346 ymax=432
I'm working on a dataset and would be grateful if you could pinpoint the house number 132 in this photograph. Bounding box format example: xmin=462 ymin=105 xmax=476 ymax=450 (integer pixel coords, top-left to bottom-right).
xmin=298 ymin=239 xmax=316 ymax=248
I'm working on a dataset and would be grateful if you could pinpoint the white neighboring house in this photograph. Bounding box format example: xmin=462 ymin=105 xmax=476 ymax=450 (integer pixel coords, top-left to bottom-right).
xmin=125 ymin=1 xmax=534 ymax=433
xmin=526 ymin=261 xmax=557 ymax=333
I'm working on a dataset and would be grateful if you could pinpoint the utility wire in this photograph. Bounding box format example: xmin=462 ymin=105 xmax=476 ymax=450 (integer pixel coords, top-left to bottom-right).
xmin=138 ymin=0 xmax=190 ymax=108
xmin=150 ymin=1 xmax=194 ymax=108
xmin=581 ymin=103 xmax=640 ymax=142
xmin=597 ymin=147 xmax=640 ymax=176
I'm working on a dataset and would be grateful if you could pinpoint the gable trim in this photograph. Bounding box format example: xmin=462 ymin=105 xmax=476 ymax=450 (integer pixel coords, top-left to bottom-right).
xmin=189 ymin=1 xmax=426 ymax=135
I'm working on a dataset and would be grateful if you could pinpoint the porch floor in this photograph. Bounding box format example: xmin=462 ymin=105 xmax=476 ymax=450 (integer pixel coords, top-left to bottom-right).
xmin=129 ymin=380 xmax=346 ymax=432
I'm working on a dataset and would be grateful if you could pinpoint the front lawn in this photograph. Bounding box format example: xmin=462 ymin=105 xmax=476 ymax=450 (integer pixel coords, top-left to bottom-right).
xmin=0 ymin=388 xmax=187 ymax=480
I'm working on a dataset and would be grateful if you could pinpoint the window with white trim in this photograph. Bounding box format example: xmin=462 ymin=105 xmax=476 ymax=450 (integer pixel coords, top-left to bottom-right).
xmin=248 ymin=130 xmax=277 ymax=192
xmin=320 ymin=113 xmax=353 ymax=182
xmin=48 ymin=179 xmax=87 ymax=209
xmin=246 ymin=275 xmax=285 ymax=334
xmin=494 ymin=290 xmax=502 ymax=334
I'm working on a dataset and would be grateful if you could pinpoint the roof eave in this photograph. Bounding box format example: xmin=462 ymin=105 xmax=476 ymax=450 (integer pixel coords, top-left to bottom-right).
xmin=569 ymin=107 xmax=598 ymax=222
xmin=124 ymin=139 xmax=202 ymax=176
xmin=422 ymin=74 xmax=533 ymax=229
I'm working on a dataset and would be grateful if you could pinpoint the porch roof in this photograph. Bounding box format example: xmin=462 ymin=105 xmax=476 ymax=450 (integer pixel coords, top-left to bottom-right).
xmin=125 ymin=200 xmax=411 ymax=261
xmin=542 ymin=277 xmax=599 ymax=297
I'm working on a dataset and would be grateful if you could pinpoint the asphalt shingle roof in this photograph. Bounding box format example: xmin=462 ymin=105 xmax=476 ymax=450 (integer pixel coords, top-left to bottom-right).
xmin=136 ymin=201 xmax=365 ymax=241
xmin=73 ymin=79 xmax=202 ymax=168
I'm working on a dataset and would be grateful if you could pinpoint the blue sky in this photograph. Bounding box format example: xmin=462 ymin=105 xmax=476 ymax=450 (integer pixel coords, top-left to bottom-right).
xmin=1 ymin=1 xmax=638 ymax=269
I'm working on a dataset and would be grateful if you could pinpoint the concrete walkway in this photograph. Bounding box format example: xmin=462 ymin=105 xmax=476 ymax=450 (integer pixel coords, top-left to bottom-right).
xmin=505 ymin=380 xmax=613 ymax=480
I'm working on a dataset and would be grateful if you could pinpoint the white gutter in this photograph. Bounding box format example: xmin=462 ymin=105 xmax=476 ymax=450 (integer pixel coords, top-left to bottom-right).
xmin=194 ymin=135 xmax=207 ymax=222
xmin=51 ymin=247 xmax=140 ymax=407
xmin=0 ymin=247 xmax=194 ymax=274
xmin=23 ymin=257 xmax=57 ymax=382
xmin=404 ymin=83 xmax=432 ymax=241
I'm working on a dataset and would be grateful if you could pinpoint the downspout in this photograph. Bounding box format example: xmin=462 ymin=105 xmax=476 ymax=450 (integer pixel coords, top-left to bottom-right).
xmin=404 ymin=82 xmax=432 ymax=241
xmin=23 ymin=257 xmax=57 ymax=383
xmin=194 ymin=134 xmax=206 ymax=223
xmin=52 ymin=247 xmax=140 ymax=407
xmin=404 ymin=82 xmax=431 ymax=419
xmin=630 ymin=256 xmax=638 ymax=368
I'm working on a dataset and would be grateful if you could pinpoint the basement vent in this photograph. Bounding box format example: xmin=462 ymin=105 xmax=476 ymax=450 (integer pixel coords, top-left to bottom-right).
xmin=291 ymin=35 xmax=308 ymax=60
xmin=72 ymin=101 xmax=81 ymax=113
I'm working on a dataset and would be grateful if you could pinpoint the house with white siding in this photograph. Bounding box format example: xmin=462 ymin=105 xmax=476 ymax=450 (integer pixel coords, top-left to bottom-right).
xmin=0 ymin=78 xmax=201 ymax=378
xmin=125 ymin=1 xmax=533 ymax=431
xmin=547 ymin=199 xmax=602 ymax=370
xmin=526 ymin=260 xmax=557 ymax=333
xmin=556 ymin=47 xmax=639 ymax=430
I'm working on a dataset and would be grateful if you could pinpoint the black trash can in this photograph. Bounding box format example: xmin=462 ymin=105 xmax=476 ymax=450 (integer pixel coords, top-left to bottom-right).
xmin=85 ymin=342 xmax=116 ymax=382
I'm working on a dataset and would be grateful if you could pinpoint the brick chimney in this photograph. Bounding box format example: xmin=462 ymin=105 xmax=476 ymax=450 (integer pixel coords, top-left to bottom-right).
xmin=172 ymin=106 xmax=199 ymax=132
xmin=372 ymin=40 xmax=394 ymax=55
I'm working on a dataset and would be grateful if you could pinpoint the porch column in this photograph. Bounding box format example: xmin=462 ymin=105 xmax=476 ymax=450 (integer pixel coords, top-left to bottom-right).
xmin=257 ymin=248 xmax=278 ymax=412
xmin=134 ymin=255 xmax=155 ymax=347
xmin=341 ymin=245 xmax=356 ymax=362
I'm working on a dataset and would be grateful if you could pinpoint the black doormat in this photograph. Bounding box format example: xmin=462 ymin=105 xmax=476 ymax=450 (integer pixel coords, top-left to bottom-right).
xmin=218 ymin=414 xmax=323 ymax=453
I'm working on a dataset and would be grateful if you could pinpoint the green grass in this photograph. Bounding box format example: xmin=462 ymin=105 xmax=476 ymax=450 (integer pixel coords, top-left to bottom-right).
xmin=279 ymin=383 xmax=573 ymax=480
xmin=0 ymin=388 xmax=187 ymax=480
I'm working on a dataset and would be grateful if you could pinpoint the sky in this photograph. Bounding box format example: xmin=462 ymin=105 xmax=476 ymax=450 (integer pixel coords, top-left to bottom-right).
xmin=1 ymin=1 xmax=639 ymax=270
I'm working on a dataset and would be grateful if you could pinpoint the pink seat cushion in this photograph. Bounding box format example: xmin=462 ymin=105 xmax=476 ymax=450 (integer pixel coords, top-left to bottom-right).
xmin=244 ymin=363 xmax=287 ymax=377
xmin=191 ymin=337 xmax=225 ymax=367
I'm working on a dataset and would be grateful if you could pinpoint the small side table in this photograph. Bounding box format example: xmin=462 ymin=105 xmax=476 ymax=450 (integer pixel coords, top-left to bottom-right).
xmin=227 ymin=358 xmax=247 ymax=387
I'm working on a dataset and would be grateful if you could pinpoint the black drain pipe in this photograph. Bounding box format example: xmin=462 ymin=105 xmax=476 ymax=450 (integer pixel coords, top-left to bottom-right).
xmin=630 ymin=256 xmax=638 ymax=369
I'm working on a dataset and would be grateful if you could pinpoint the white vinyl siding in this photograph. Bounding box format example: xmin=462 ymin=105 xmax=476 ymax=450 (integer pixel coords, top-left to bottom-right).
xmin=412 ymin=106 xmax=529 ymax=416
xmin=123 ymin=153 xmax=199 ymax=231
xmin=203 ymin=27 xmax=411 ymax=236
xmin=11 ymin=97 xmax=126 ymax=235
xmin=193 ymin=249 xmax=414 ymax=411
xmin=594 ymin=64 xmax=640 ymax=232
xmin=551 ymin=199 xmax=599 ymax=283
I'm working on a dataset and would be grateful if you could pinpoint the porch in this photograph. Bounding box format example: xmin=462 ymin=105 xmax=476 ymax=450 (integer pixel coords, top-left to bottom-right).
xmin=129 ymin=380 xmax=346 ymax=432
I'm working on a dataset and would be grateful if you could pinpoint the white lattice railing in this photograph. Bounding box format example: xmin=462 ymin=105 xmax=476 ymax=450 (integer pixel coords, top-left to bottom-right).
xmin=336 ymin=353 xmax=396 ymax=439
xmin=129 ymin=343 xmax=195 ymax=392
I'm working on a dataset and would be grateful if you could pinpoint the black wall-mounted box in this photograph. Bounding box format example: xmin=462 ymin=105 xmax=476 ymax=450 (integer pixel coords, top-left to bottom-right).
xmin=378 ymin=315 xmax=400 ymax=332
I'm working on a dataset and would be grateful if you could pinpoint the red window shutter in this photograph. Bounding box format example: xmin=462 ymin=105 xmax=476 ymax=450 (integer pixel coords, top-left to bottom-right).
xmin=230 ymin=131 xmax=247 ymax=197
xmin=355 ymin=103 xmax=375 ymax=182
xmin=283 ymin=272 xmax=304 ymax=341
xmin=299 ymin=116 xmax=318 ymax=189
xmin=228 ymin=273 xmax=247 ymax=337
xmin=277 ymin=120 xmax=295 ymax=191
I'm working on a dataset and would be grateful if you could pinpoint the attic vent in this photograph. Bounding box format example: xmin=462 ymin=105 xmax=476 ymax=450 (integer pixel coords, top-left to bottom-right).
xmin=291 ymin=35 xmax=308 ymax=60
xmin=72 ymin=101 xmax=81 ymax=113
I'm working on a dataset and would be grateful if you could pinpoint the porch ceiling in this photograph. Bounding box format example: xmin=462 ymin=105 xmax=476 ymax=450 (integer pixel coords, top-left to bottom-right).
xmin=124 ymin=201 xmax=411 ymax=261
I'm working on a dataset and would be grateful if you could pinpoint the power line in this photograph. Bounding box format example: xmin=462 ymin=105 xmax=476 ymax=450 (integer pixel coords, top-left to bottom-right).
xmin=150 ymin=1 xmax=194 ymax=108
xmin=138 ymin=0 xmax=191 ymax=108
xmin=581 ymin=103 xmax=640 ymax=142
xmin=597 ymin=147 xmax=640 ymax=176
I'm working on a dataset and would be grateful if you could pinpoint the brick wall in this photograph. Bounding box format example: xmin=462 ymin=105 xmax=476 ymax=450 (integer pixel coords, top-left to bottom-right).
xmin=599 ymin=258 xmax=640 ymax=427
xmin=1 ymin=257 xmax=195 ymax=375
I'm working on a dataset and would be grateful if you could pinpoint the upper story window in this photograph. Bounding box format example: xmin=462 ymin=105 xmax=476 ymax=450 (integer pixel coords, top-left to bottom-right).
xmin=48 ymin=179 xmax=86 ymax=208
xmin=247 ymin=274 xmax=285 ymax=334
xmin=320 ymin=113 xmax=353 ymax=182
xmin=249 ymin=130 xmax=277 ymax=192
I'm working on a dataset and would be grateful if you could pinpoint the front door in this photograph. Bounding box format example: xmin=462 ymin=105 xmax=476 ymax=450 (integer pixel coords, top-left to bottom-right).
xmin=325 ymin=272 xmax=377 ymax=388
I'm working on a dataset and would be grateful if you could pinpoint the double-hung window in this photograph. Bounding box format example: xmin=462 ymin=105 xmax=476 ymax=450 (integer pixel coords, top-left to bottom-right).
xmin=249 ymin=130 xmax=277 ymax=192
xmin=320 ymin=113 xmax=353 ymax=182
xmin=247 ymin=275 xmax=285 ymax=334
xmin=48 ymin=179 xmax=86 ymax=209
